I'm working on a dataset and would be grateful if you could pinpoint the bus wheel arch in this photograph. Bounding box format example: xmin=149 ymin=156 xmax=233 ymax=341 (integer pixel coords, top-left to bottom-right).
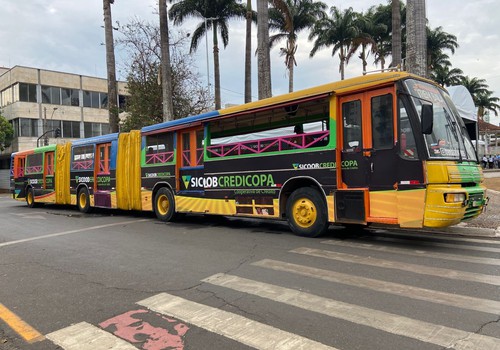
xmin=281 ymin=178 xmax=329 ymax=237
xmin=77 ymin=185 xmax=91 ymax=213
xmin=153 ymin=186 xmax=176 ymax=222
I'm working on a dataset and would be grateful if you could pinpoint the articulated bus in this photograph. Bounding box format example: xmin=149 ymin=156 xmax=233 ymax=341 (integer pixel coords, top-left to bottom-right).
xmin=10 ymin=72 xmax=487 ymax=237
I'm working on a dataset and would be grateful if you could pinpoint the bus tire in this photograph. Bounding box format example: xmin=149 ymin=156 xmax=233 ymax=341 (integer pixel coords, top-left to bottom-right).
xmin=154 ymin=187 xmax=176 ymax=222
xmin=77 ymin=187 xmax=91 ymax=213
xmin=286 ymin=187 xmax=328 ymax=237
xmin=26 ymin=187 xmax=36 ymax=208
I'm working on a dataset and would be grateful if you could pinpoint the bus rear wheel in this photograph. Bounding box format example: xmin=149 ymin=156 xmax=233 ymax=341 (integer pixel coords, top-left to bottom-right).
xmin=77 ymin=187 xmax=91 ymax=213
xmin=154 ymin=187 xmax=176 ymax=222
xmin=286 ymin=187 xmax=328 ymax=237
xmin=26 ymin=188 xmax=36 ymax=208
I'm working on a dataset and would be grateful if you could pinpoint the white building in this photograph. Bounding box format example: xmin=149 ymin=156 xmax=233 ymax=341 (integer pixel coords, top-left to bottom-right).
xmin=0 ymin=65 xmax=128 ymax=191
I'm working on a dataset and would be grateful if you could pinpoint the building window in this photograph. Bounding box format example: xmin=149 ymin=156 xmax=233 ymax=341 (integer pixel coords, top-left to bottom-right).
xmin=1 ymin=86 xmax=13 ymax=106
xmin=19 ymin=83 xmax=37 ymax=103
xmin=100 ymin=93 xmax=108 ymax=108
xmin=46 ymin=120 xmax=61 ymax=132
xmin=41 ymin=86 xmax=61 ymax=105
xmin=18 ymin=118 xmax=39 ymax=137
xmin=84 ymin=122 xmax=110 ymax=137
xmin=83 ymin=91 xmax=104 ymax=108
xmin=119 ymin=95 xmax=127 ymax=110
xmin=62 ymin=121 xmax=81 ymax=138
xmin=62 ymin=88 xmax=79 ymax=106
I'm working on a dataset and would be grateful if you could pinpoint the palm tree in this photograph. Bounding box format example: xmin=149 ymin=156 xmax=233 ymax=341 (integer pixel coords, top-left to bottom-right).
xmin=347 ymin=8 xmax=385 ymax=74
xmin=244 ymin=0 xmax=252 ymax=103
xmin=159 ymin=0 xmax=174 ymax=121
xmin=391 ymin=0 xmax=402 ymax=68
xmin=430 ymin=58 xmax=463 ymax=87
xmin=269 ymin=0 xmax=327 ymax=92
xmin=309 ymin=6 xmax=359 ymax=80
xmin=476 ymin=91 xmax=500 ymax=122
xmin=257 ymin=0 xmax=272 ymax=99
xmin=405 ymin=0 xmax=426 ymax=77
xmin=169 ymin=0 xmax=247 ymax=110
xmin=460 ymin=76 xmax=490 ymax=104
xmin=103 ymin=0 xmax=119 ymax=133
xmin=427 ymin=26 xmax=458 ymax=74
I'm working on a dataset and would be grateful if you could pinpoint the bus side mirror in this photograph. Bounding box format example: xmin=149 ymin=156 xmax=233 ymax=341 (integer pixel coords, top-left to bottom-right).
xmin=421 ymin=104 xmax=433 ymax=134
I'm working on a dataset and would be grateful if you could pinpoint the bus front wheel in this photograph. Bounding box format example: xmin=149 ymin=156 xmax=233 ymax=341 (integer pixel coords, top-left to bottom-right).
xmin=77 ymin=187 xmax=91 ymax=213
xmin=26 ymin=188 xmax=36 ymax=208
xmin=286 ymin=187 xmax=328 ymax=237
xmin=154 ymin=188 xmax=176 ymax=222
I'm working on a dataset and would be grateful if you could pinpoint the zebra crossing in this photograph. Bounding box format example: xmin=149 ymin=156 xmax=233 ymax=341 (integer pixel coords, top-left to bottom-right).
xmin=45 ymin=232 xmax=500 ymax=350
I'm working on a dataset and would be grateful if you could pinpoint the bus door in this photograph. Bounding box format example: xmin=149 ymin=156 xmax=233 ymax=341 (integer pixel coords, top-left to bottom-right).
xmin=43 ymin=151 xmax=55 ymax=192
xmin=94 ymin=142 xmax=112 ymax=207
xmin=177 ymin=127 xmax=205 ymax=194
xmin=337 ymin=87 xmax=397 ymax=222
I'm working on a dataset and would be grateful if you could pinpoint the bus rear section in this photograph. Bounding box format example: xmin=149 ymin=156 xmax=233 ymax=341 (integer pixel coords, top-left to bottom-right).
xmin=10 ymin=145 xmax=70 ymax=207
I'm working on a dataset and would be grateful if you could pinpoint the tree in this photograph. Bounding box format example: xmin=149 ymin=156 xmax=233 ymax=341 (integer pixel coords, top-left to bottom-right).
xmin=117 ymin=19 xmax=211 ymax=131
xmin=244 ymin=0 xmax=252 ymax=103
xmin=476 ymin=91 xmax=500 ymax=122
xmin=430 ymin=59 xmax=463 ymax=87
xmin=427 ymin=26 xmax=458 ymax=73
xmin=391 ymin=0 xmax=402 ymax=68
xmin=169 ymin=0 xmax=247 ymax=110
xmin=309 ymin=6 xmax=359 ymax=80
xmin=269 ymin=0 xmax=327 ymax=92
xmin=103 ymin=0 xmax=120 ymax=133
xmin=159 ymin=0 xmax=174 ymax=121
xmin=460 ymin=76 xmax=490 ymax=104
xmin=0 ymin=114 xmax=14 ymax=152
xmin=405 ymin=0 xmax=427 ymax=77
xmin=257 ymin=0 xmax=273 ymax=99
xmin=346 ymin=8 xmax=383 ymax=74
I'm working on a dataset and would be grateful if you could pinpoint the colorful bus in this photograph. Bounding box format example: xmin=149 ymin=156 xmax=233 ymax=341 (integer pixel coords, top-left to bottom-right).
xmin=10 ymin=72 xmax=487 ymax=237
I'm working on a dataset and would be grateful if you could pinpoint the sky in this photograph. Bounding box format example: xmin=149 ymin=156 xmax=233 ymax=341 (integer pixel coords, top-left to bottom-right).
xmin=1 ymin=0 xmax=499 ymax=123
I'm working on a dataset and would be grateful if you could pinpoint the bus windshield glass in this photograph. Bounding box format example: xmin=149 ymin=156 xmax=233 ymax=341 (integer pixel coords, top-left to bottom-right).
xmin=404 ymin=79 xmax=477 ymax=161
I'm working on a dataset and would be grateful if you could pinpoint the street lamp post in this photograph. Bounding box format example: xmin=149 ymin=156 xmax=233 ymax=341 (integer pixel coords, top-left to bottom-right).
xmin=43 ymin=107 xmax=58 ymax=146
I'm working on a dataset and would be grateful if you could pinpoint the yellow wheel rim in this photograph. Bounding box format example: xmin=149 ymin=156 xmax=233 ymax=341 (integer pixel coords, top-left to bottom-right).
xmin=157 ymin=194 xmax=170 ymax=216
xmin=292 ymin=198 xmax=317 ymax=228
xmin=27 ymin=191 xmax=33 ymax=205
xmin=79 ymin=192 xmax=87 ymax=208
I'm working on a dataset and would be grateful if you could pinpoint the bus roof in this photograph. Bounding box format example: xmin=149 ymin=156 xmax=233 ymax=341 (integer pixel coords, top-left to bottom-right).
xmin=140 ymin=71 xmax=418 ymax=134
xmin=71 ymin=133 xmax=120 ymax=146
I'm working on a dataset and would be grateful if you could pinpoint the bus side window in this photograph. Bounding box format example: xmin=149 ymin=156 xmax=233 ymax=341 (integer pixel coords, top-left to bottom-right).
xmin=371 ymin=94 xmax=394 ymax=149
xmin=342 ymin=100 xmax=362 ymax=150
xmin=398 ymin=97 xmax=418 ymax=160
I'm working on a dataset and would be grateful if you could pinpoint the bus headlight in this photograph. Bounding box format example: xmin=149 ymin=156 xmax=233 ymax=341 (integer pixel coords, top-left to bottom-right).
xmin=444 ymin=193 xmax=466 ymax=203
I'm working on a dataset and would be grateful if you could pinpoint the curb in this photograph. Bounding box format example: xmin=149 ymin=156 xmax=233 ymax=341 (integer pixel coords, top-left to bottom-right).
xmin=427 ymin=225 xmax=500 ymax=238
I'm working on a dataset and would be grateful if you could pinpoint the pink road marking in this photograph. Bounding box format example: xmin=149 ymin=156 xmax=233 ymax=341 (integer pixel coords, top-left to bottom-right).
xmin=99 ymin=309 xmax=189 ymax=350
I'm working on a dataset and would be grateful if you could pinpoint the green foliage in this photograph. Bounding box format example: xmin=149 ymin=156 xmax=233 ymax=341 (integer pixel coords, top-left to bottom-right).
xmin=117 ymin=19 xmax=212 ymax=132
xmin=0 ymin=113 xmax=14 ymax=152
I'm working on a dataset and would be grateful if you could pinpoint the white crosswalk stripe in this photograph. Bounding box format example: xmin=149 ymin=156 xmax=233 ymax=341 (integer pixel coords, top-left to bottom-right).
xmin=334 ymin=235 xmax=500 ymax=253
xmin=322 ymin=239 xmax=500 ymax=264
xmin=291 ymin=247 xmax=500 ymax=285
xmin=43 ymin=233 xmax=500 ymax=350
xmin=202 ymin=273 xmax=500 ymax=350
xmin=137 ymin=292 xmax=336 ymax=350
xmin=46 ymin=322 xmax=137 ymax=350
xmin=252 ymin=258 xmax=500 ymax=314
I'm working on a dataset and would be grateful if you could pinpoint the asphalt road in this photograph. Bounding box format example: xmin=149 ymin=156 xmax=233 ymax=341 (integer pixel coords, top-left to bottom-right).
xmin=0 ymin=195 xmax=499 ymax=350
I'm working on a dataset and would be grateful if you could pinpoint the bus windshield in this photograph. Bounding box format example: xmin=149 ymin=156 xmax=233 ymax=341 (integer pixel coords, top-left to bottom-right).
xmin=404 ymin=79 xmax=477 ymax=161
